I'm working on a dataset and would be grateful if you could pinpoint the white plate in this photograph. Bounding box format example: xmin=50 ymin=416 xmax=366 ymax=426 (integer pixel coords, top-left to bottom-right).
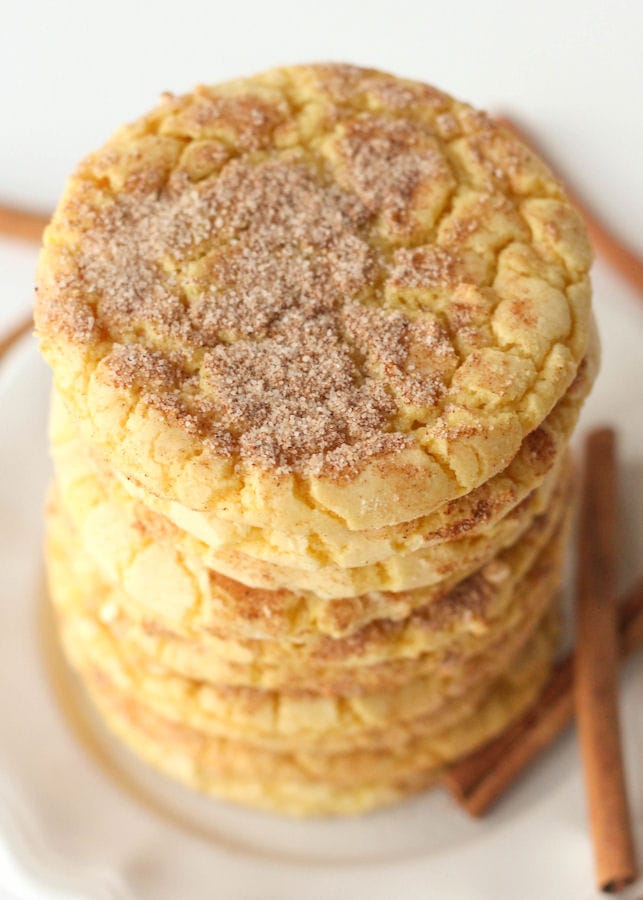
xmin=1 ymin=257 xmax=642 ymax=900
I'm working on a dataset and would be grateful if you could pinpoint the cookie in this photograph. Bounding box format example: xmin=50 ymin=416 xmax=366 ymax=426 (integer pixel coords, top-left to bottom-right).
xmin=36 ymin=63 xmax=593 ymax=539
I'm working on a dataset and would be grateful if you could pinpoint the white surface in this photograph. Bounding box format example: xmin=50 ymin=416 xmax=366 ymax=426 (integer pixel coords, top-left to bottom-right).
xmin=1 ymin=2 xmax=642 ymax=897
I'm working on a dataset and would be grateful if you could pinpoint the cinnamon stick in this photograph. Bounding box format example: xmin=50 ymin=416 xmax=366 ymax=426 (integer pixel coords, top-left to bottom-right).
xmin=497 ymin=116 xmax=643 ymax=298
xmin=0 ymin=203 xmax=49 ymax=243
xmin=0 ymin=315 xmax=32 ymax=360
xmin=443 ymin=576 xmax=643 ymax=817
xmin=575 ymin=428 xmax=637 ymax=892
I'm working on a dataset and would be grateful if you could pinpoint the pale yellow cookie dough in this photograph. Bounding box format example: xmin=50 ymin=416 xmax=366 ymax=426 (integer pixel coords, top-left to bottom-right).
xmin=36 ymin=63 xmax=594 ymax=537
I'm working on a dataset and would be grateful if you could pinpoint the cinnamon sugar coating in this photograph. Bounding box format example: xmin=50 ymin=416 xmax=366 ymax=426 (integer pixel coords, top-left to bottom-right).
xmin=35 ymin=64 xmax=593 ymax=529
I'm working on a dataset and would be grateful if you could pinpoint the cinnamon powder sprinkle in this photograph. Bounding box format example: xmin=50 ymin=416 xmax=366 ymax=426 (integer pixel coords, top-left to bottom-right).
xmin=81 ymin=158 xmax=372 ymax=347
xmin=37 ymin=64 xmax=576 ymax=476
xmin=60 ymin=156 xmax=427 ymax=473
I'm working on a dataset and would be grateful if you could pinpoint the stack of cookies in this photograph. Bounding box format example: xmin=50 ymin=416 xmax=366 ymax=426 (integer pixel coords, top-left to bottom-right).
xmin=35 ymin=64 xmax=597 ymax=816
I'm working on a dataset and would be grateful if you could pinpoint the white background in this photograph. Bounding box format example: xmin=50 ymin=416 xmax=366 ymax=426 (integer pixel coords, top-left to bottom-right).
xmin=0 ymin=1 xmax=642 ymax=898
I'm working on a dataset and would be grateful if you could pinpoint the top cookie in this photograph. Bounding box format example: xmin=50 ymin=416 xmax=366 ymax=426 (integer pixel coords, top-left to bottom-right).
xmin=35 ymin=63 xmax=593 ymax=531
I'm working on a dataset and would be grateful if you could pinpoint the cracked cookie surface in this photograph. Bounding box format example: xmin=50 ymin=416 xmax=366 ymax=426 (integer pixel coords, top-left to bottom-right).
xmin=35 ymin=63 xmax=593 ymax=532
